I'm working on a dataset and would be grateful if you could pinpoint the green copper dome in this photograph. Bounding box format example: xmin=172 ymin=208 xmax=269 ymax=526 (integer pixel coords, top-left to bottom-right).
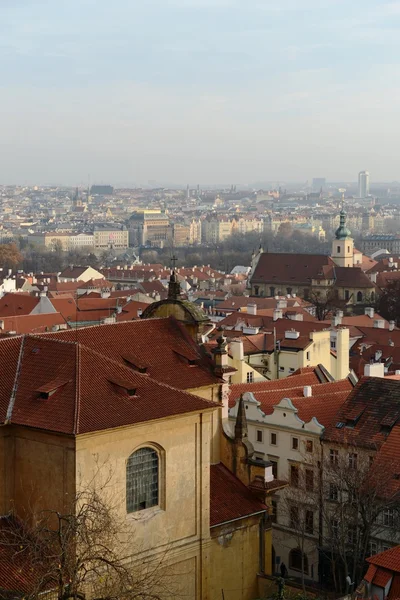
xmin=335 ymin=210 xmax=352 ymax=239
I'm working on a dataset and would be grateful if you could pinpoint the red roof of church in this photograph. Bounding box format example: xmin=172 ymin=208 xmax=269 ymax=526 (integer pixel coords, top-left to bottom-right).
xmin=0 ymin=335 xmax=217 ymax=435
xmin=36 ymin=317 xmax=221 ymax=390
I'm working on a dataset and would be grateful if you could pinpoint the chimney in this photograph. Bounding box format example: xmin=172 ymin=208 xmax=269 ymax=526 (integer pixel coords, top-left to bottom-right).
xmin=335 ymin=327 xmax=350 ymax=380
xmin=303 ymin=386 xmax=312 ymax=397
xmin=369 ymin=272 xmax=377 ymax=283
xmin=285 ymin=330 xmax=300 ymax=339
xmin=364 ymin=363 xmax=385 ymax=378
xmin=389 ymin=321 xmax=395 ymax=331
xmin=247 ymin=303 xmax=257 ymax=315
xmin=212 ymin=331 xmax=229 ymax=375
xmin=365 ymin=307 xmax=375 ymax=319
xmin=332 ymin=314 xmax=342 ymax=326
xmin=373 ymin=319 xmax=385 ymax=329
xmin=230 ymin=339 xmax=244 ymax=361
xmin=137 ymin=309 xmax=142 ymax=317
xmin=395 ymin=370 xmax=400 ymax=375
xmin=273 ymin=308 xmax=283 ymax=321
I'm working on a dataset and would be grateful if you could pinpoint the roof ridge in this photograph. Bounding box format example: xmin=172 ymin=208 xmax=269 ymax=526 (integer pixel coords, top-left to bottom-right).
xmin=5 ymin=336 xmax=25 ymax=423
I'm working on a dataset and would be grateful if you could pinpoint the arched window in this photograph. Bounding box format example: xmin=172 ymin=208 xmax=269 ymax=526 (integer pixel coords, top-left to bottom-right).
xmin=126 ymin=447 xmax=159 ymax=513
xmin=357 ymin=291 xmax=363 ymax=302
xmin=270 ymin=287 xmax=275 ymax=297
xmin=254 ymin=285 xmax=259 ymax=296
xmin=289 ymin=548 xmax=308 ymax=574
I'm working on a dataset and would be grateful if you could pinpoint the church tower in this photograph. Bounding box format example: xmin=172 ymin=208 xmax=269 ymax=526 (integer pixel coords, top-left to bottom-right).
xmin=331 ymin=209 xmax=354 ymax=267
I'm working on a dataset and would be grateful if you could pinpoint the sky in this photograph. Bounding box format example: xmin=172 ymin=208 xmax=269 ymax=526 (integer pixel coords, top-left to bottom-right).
xmin=1 ymin=0 xmax=400 ymax=186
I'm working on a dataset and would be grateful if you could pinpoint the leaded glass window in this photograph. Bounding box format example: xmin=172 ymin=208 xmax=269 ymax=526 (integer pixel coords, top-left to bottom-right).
xmin=126 ymin=447 xmax=159 ymax=513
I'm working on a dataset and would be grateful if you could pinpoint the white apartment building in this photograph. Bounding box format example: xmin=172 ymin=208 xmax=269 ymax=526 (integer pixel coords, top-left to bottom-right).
xmin=68 ymin=233 xmax=94 ymax=249
xmin=93 ymin=226 xmax=129 ymax=249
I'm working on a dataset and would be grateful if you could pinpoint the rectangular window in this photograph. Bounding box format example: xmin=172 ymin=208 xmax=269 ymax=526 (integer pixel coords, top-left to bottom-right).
xmin=348 ymin=452 xmax=358 ymax=469
xmin=291 ymin=464 xmax=299 ymax=488
xmin=305 ymin=469 xmax=314 ymax=491
xmin=270 ymin=432 xmax=277 ymax=446
xmin=305 ymin=510 xmax=314 ymax=535
xmin=383 ymin=509 xmax=394 ymax=527
xmin=329 ymin=482 xmax=338 ymax=501
xmin=369 ymin=541 xmax=378 ymax=556
xmin=256 ymin=429 xmax=263 ymax=443
xmin=292 ymin=437 xmax=299 ymax=450
xmin=330 ymin=448 xmax=339 ymax=465
xmin=306 ymin=440 xmax=313 ymax=453
xmin=246 ymin=372 xmax=254 ymax=383
xmin=270 ymin=460 xmax=278 ymax=479
xmin=306 ymin=351 xmax=310 ymax=361
xmin=279 ymin=366 xmax=285 ymax=372
xmin=290 ymin=505 xmax=299 ymax=528
xmin=330 ymin=340 xmax=336 ymax=349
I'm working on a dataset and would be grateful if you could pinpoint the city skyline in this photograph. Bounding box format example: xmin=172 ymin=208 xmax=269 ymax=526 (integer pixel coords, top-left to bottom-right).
xmin=2 ymin=0 xmax=400 ymax=184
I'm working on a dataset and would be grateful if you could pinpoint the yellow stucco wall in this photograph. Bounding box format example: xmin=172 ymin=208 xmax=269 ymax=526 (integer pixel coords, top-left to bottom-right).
xmin=0 ymin=425 xmax=75 ymax=519
xmin=76 ymin=411 xmax=213 ymax=600
xmin=209 ymin=517 xmax=271 ymax=600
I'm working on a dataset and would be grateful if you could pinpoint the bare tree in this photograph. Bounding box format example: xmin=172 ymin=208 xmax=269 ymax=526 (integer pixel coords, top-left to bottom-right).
xmin=308 ymin=286 xmax=343 ymax=321
xmin=0 ymin=465 xmax=172 ymax=600
xmin=320 ymin=443 xmax=400 ymax=593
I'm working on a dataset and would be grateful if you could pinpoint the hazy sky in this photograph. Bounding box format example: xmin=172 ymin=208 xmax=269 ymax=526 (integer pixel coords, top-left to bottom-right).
xmin=1 ymin=0 xmax=400 ymax=186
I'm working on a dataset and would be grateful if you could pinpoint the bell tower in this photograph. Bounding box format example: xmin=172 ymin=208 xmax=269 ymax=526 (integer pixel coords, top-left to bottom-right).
xmin=331 ymin=199 xmax=354 ymax=268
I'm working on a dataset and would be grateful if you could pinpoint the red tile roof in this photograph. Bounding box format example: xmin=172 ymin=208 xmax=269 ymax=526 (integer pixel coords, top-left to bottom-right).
xmin=36 ymin=317 xmax=221 ymax=390
xmin=228 ymin=368 xmax=330 ymax=405
xmin=373 ymin=568 xmax=392 ymax=588
xmin=251 ymin=253 xmax=334 ymax=286
xmin=1 ymin=335 xmax=217 ymax=435
xmin=230 ymin=377 xmax=353 ymax=427
xmin=323 ymin=377 xmax=400 ymax=449
xmin=0 ymin=313 xmax=67 ymax=334
xmin=210 ymin=464 xmax=267 ymax=527
xmin=367 ymin=546 xmax=400 ymax=573
xmin=0 ymin=293 xmax=39 ymax=317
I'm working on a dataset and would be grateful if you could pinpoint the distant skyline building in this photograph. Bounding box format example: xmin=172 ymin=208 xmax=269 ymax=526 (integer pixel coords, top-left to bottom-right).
xmin=312 ymin=177 xmax=326 ymax=192
xmin=358 ymin=171 xmax=370 ymax=198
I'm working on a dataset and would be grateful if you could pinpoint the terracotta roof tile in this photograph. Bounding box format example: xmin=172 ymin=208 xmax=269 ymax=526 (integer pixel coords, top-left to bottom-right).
xmin=252 ymin=253 xmax=334 ymax=286
xmin=0 ymin=293 xmax=39 ymax=317
xmin=373 ymin=567 xmax=392 ymax=588
xmin=367 ymin=546 xmax=400 ymax=573
xmin=323 ymin=377 xmax=400 ymax=448
xmin=230 ymin=377 xmax=353 ymax=427
xmin=2 ymin=335 xmax=217 ymax=435
xmin=210 ymin=464 xmax=267 ymax=527
xmin=36 ymin=317 xmax=220 ymax=390
xmin=0 ymin=313 xmax=67 ymax=334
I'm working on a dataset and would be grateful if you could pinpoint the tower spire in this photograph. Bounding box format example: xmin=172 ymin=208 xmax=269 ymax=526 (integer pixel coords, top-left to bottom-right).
xmin=234 ymin=395 xmax=248 ymax=441
xmin=168 ymin=255 xmax=181 ymax=300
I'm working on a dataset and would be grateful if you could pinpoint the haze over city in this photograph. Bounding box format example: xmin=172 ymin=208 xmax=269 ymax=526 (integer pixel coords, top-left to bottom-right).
xmin=2 ymin=0 xmax=400 ymax=185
